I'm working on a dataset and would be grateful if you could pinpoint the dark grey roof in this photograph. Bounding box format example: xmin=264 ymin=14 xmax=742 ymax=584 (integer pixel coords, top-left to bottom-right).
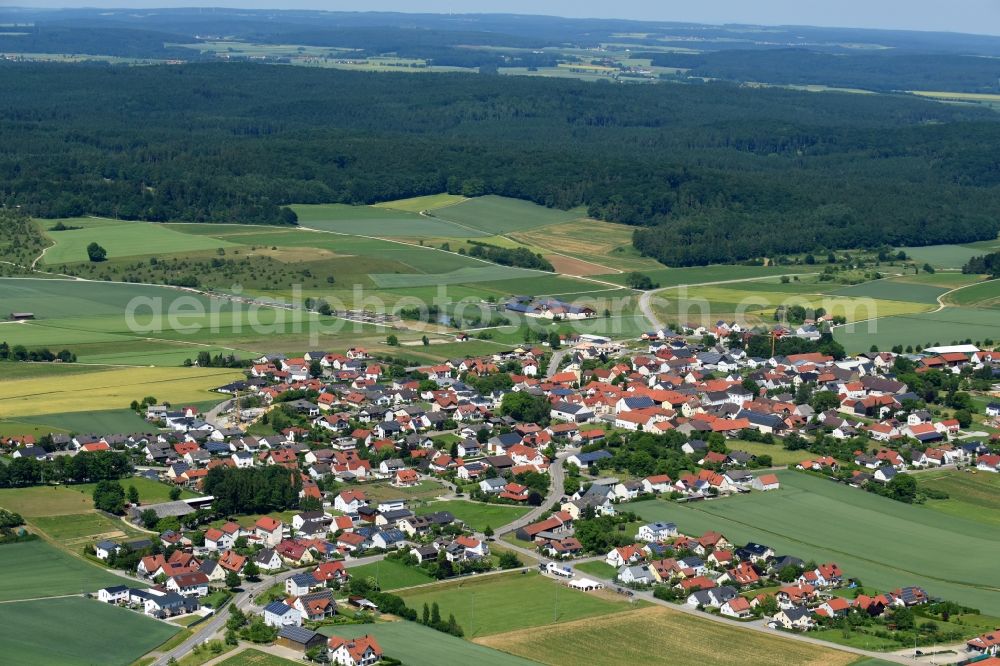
xmin=277 ymin=625 xmax=321 ymax=644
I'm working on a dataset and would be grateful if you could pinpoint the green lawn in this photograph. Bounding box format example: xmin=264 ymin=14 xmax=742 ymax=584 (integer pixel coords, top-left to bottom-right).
xmin=360 ymin=480 xmax=447 ymax=503
xmin=631 ymin=470 xmax=1000 ymax=615
xmin=41 ymin=218 xmax=238 ymax=265
xmin=398 ymin=571 xmax=642 ymax=637
xmin=725 ymin=440 xmax=807 ymax=466
xmin=347 ymin=559 xmax=434 ymax=591
xmin=430 ymin=195 xmax=579 ymax=234
xmin=0 ymin=540 xmax=130 ymax=601
xmin=1 ymin=596 xmax=179 ymax=666
xmin=317 ymin=621 xmax=537 ymax=666
xmin=917 ymin=469 xmax=1000 ymax=526
xmin=574 ymin=561 xmax=618 ymax=580
xmin=0 ymin=486 xmax=102 ymax=517
xmin=415 ymin=500 xmax=531 ymax=533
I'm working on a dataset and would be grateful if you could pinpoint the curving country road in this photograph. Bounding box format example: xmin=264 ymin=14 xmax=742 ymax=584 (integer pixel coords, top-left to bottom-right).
xmin=497 ymin=450 xmax=574 ymax=537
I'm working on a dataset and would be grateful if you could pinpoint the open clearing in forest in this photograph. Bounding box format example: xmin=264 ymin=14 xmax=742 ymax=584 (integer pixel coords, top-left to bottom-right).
xmin=430 ymin=196 xmax=580 ymax=234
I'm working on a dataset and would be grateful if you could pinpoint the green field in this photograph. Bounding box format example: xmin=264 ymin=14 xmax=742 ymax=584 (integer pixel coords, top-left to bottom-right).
xmin=897 ymin=244 xmax=992 ymax=269
xmin=1 ymin=596 xmax=179 ymax=666
xmin=574 ymin=561 xmax=618 ymax=580
xmin=398 ymin=571 xmax=642 ymax=638
xmin=41 ymin=217 xmax=238 ymax=265
xmin=477 ymin=606 xmax=856 ymax=666
xmin=72 ymin=477 xmax=196 ymax=506
xmin=631 ymin=470 xmax=1000 ymax=614
xmin=415 ymin=500 xmax=531 ymax=533
xmin=830 ymin=279 xmax=948 ymax=304
xmin=369 ymin=264 xmax=547 ymax=288
xmin=917 ymin=469 xmax=1000 ymax=526
xmin=944 ymin=278 xmax=999 ymax=308
xmin=0 ymin=407 xmax=156 ymax=438
xmin=347 ymin=559 xmax=434 ymax=591
xmin=0 ymin=486 xmax=107 ymax=517
xmin=316 ymin=621 xmax=537 ymax=666
xmin=0 ymin=540 xmax=128 ymax=601
xmin=292 ymin=202 xmax=486 ymax=238
xmin=374 ymin=193 xmax=468 ymax=212
xmin=833 ymin=306 xmax=1000 ymax=352
xmin=596 ymin=264 xmax=807 ymax=288
xmin=431 ymin=196 xmax=580 ymax=234
xmin=725 ymin=440 xmax=810 ymax=466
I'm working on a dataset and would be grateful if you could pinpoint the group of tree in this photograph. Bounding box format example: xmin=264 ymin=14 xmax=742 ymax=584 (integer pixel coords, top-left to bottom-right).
xmin=465 ymin=241 xmax=554 ymax=271
xmin=963 ymin=252 xmax=1000 ymax=278
xmin=0 ymin=342 xmax=76 ymax=363
xmin=203 ymin=465 xmax=301 ymax=515
xmin=3 ymin=64 xmax=1000 ymax=266
xmin=0 ymin=451 xmax=132 ymax=488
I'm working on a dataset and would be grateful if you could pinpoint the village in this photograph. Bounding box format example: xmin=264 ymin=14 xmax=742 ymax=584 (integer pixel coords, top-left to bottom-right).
xmin=2 ymin=323 xmax=1000 ymax=666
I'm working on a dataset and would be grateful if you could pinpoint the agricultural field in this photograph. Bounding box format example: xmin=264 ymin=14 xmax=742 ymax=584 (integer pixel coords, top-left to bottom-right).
xmin=291 ymin=203 xmax=485 ymax=238
xmin=897 ymin=244 xmax=990 ymax=269
xmin=317 ymin=621 xmax=537 ymax=666
xmin=346 ymin=558 xmax=434 ymax=591
xmin=0 ymin=540 xmax=127 ymax=601
xmin=0 ymin=596 xmax=178 ymax=666
xmin=477 ymin=606 xmax=855 ymax=666
xmin=414 ymin=499 xmax=532 ymax=533
xmin=430 ymin=196 xmax=581 ymax=234
xmin=830 ymin=279 xmax=948 ymax=304
xmin=398 ymin=571 xmax=644 ymax=638
xmin=511 ymin=218 xmax=662 ymax=273
xmin=214 ymin=649 xmax=299 ymax=666
xmin=916 ymin=468 xmax=1000 ymax=526
xmin=373 ymin=193 xmax=468 ymax=213
xmin=631 ymin=470 xmax=1000 ymax=615
xmin=0 ymin=365 xmax=243 ymax=418
xmin=39 ymin=217 xmax=238 ymax=265
xmin=596 ymin=264 xmax=808 ymax=289
xmin=833 ymin=306 xmax=1000 ymax=352
xmin=0 ymin=407 xmax=154 ymax=438
xmin=943 ymin=278 xmax=999 ymax=308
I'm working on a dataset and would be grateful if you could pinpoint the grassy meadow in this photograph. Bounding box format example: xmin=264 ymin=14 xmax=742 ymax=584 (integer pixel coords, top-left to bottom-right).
xmin=40 ymin=217 xmax=238 ymax=265
xmin=916 ymin=469 xmax=1000 ymax=526
xmin=346 ymin=558 xmax=434 ymax=591
xmin=398 ymin=571 xmax=644 ymax=638
xmin=430 ymin=195 xmax=580 ymax=234
xmin=414 ymin=499 xmax=532 ymax=533
xmin=632 ymin=470 xmax=1000 ymax=615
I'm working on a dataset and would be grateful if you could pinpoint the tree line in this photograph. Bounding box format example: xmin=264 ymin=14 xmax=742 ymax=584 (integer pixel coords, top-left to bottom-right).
xmin=2 ymin=64 xmax=1000 ymax=265
xmin=0 ymin=451 xmax=132 ymax=488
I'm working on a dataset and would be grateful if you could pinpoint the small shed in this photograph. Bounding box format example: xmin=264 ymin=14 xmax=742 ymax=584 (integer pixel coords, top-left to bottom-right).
xmin=9 ymin=312 xmax=34 ymax=321
xmin=276 ymin=625 xmax=326 ymax=652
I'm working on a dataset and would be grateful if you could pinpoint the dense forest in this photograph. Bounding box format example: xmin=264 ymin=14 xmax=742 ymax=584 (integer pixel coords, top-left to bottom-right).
xmin=2 ymin=63 xmax=1000 ymax=265
xmin=963 ymin=253 xmax=1000 ymax=278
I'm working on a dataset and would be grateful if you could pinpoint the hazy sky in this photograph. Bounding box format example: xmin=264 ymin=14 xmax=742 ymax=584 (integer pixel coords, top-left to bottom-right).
xmin=12 ymin=1 xmax=1000 ymax=37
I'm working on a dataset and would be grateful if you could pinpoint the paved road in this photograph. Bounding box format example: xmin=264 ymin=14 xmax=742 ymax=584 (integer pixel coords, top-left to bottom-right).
xmin=497 ymin=449 xmax=575 ymax=537
xmin=153 ymin=553 xmax=385 ymax=666
xmin=545 ymin=348 xmax=570 ymax=379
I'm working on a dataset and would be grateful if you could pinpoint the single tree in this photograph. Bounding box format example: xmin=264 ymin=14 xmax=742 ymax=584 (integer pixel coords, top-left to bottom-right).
xmin=86 ymin=242 xmax=107 ymax=262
